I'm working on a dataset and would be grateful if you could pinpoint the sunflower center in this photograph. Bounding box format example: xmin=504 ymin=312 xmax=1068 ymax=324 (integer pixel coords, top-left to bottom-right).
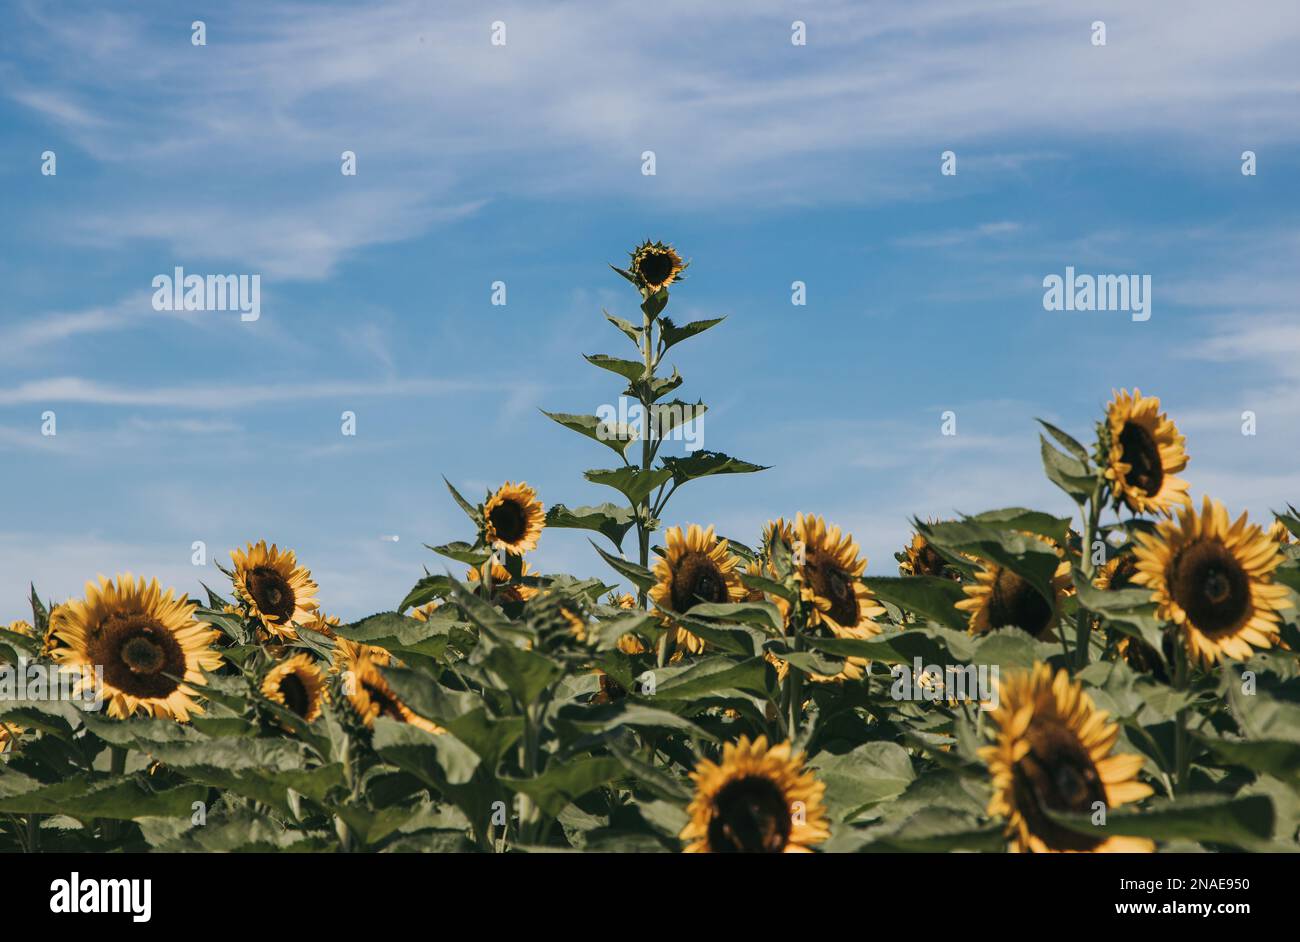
xmin=279 ymin=672 xmax=310 ymax=718
xmin=918 ymin=543 xmax=946 ymax=576
xmin=489 ymin=500 xmax=527 ymax=544
xmin=364 ymin=680 xmax=404 ymax=722
xmin=1011 ymin=719 xmax=1107 ymax=851
xmin=671 ymin=553 xmax=728 ymax=612
xmin=987 ymin=568 xmax=1054 ymax=636
xmin=708 ymin=775 xmax=792 ymax=853
xmin=247 ymin=566 xmax=296 ymax=623
xmin=1119 ymin=420 xmax=1163 ymax=496
xmin=1170 ymin=538 xmax=1251 ymax=636
xmin=806 ymin=553 xmax=860 ymax=627
xmin=90 ymin=613 xmax=188 ymax=701
xmin=1105 ymin=555 xmax=1138 ymax=590
xmin=637 ymin=251 xmax=675 ymax=287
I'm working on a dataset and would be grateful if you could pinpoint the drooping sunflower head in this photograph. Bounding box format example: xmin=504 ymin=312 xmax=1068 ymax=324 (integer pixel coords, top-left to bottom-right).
xmin=230 ymin=541 xmax=320 ymax=639
xmin=956 ymin=540 xmax=1072 ymax=638
xmin=981 ymin=663 xmax=1153 ymax=853
xmin=680 ymin=735 xmax=830 ymax=853
xmin=1103 ymin=389 xmax=1191 ymax=516
xmin=1132 ymin=496 xmax=1291 ymax=667
xmin=898 ymin=530 xmax=950 ymax=578
xmin=343 ymin=651 xmax=443 ymax=735
xmin=48 ymin=574 xmax=223 ymax=721
xmin=261 ymin=653 xmax=327 ymax=726
xmin=650 ymin=525 xmax=745 ymax=616
xmin=483 ymin=482 xmax=545 ymax=555
xmin=629 ymin=240 xmax=686 ymax=294
xmin=793 ymin=514 xmax=884 ymax=634
xmin=467 ymin=558 xmax=538 ymax=603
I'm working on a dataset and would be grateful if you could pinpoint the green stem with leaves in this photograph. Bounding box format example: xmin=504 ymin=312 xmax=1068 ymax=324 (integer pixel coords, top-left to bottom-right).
xmin=1074 ymin=486 xmax=1103 ymax=670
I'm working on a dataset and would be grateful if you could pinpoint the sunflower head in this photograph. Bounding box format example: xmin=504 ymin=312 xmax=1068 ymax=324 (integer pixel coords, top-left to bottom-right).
xmin=956 ymin=537 xmax=1072 ymax=638
xmin=483 ymin=482 xmax=545 ymax=555
xmin=1268 ymin=519 xmax=1293 ymax=546
xmin=467 ymin=558 xmax=538 ymax=603
xmin=1103 ymin=389 xmax=1191 ymax=516
xmin=48 ymin=574 xmax=223 ymax=721
xmin=0 ymin=716 xmax=24 ymax=753
xmin=628 ymin=240 xmax=686 ymax=295
xmin=680 ymin=735 xmax=830 ymax=853
xmin=230 ymin=541 xmax=320 ymax=639
xmin=342 ymin=649 xmax=443 ymax=735
xmin=1132 ymin=496 xmax=1291 ymax=667
xmin=898 ymin=531 xmax=951 ymax=578
xmin=793 ymin=514 xmax=884 ymax=634
xmin=649 ymin=525 xmax=745 ymax=653
xmin=261 ymin=653 xmax=327 ymax=727
xmin=1094 ymin=554 xmax=1139 ymax=591
xmin=4 ymin=620 xmax=34 ymax=638
xmin=981 ymin=664 xmax=1153 ymax=853
xmin=300 ymin=611 xmax=341 ymax=638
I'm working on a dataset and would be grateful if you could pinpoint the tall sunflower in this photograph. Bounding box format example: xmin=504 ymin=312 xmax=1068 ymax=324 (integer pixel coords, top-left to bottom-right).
xmin=680 ymin=735 xmax=830 ymax=853
xmin=261 ymin=653 xmax=326 ymax=726
xmin=956 ymin=538 xmax=1072 ymax=637
xmin=982 ymin=664 xmax=1153 ymax=853
xmin=48 ymin=574 xmax=222 ymax=721
xmin=230 ymin=541 xmax=320 ymax=640
xmin=1132 ymin=496 xmax=1291 ymax=666
xmin=1103 ymin=389 xmax=1191 ymax=515
xmin=649 ymin=524 xmax=745 ymax=655
xmin=484 ymin=482 xmax=545 ymax=555
xmin=629 ymin=240 xmax=685 ymax=294
xmin=337 ymin=643 xmax=442 ymax=735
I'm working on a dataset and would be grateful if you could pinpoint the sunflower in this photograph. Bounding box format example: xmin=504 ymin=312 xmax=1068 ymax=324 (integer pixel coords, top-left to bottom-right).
xmin=48 ymin=574 xmax=222 ymax=721
xmin=483 ymin=482 xmax=545 ymax=555
xmin=649 ymin=525 xmax=746 ymax=655
xmin=4 ymin=620 xmax=34 ymax=638
xmin=261 ymin=653 xmax=326 ymax=725
xmin=981 ymin=664 xmax=1153 ymax=853
xmin=1268 ymin=519 xmax=1293 ymax=545
xmin=680 ymin=735 xmax=830 ymax=853
xmin=331 ymin=636 xmax=392 ymax=673
xmin=301 ymin=611 xmax=341 ymax=638
xmin=230 ymin=541 xmax=320 ymax=640
xmin=898 ymin=531 xmax=950 ymax=578
xmin=341 ymin=648 xmax=443 ymax=735
xmin=1132 ymin=496 xmax=1291 ymax=667
xmin=956 ymin=538 xmax=1072 ymax=638
xmin=467 ymin=558 xmax=538 ymax=603
xmin=1103 ymin=389 xmax=1191 ymax=516
xmin=0 ymin=717 xmax=23 ymax=753
xmin=407 ymin=602 xmax=441 ymax=622
xmin=629 ymin=240 xmax=685 ymax=294
xmin=1094 ymin=554 xmax=1139 ymax=591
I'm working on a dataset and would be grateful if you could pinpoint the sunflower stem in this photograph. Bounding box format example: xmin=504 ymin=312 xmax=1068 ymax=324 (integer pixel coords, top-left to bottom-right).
xmin=26 ymin=812 xmax=40 ymax=854
xmin=1073 ymin=492 xmax=1102 ymax=670
xmin=103 ymin=745 xmax=127 ymax=845
xmin=1173 ymin=640 xmax=1190 ymax=793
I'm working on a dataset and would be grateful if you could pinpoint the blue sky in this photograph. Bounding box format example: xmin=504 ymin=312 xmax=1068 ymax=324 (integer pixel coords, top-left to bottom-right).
xmin=2 ymin=0 xmax=1299 ymax=620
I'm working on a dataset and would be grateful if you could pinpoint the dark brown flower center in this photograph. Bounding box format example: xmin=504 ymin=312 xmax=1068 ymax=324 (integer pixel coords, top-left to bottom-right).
xmin=636 ymin=250 xmax=676 ymax=288
xmin=1104 ymin=555 xmax=1138 ymax=589
xmin=1011 ymin=718 xmax=1107 ymax=851
xmin=489 ymin=499 xmax=527 ymax=544
xmin=987 ymin=568 xmax=1054 ymax=636
xmin=364 ymin=679 xmax=404 ymax=722
xmin=90 ymin=612 xmax=188 ymax=700
xmin=247 ymin=566 xmax=296 ymax=623
xmin=708 ymin=775 xmax=792 ymax=853
xmin=1170 ymin=538 xmax=1250 ymax=636
xmin=1119 ymin=420 xmax=1163 ymax=497
xmin=671 ymin=552 xmax=728 ymax=612
xmin=915 ymin=541 xmax=947 ymax=576
xmin=278 ymin=672 xmax=311 ymax=717
xmin=805 ymin=552 xmax=859 ymax=626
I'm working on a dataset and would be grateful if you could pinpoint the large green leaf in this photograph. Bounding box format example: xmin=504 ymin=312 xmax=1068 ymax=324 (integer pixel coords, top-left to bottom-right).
xmin=1046 ymin=794 xmax=1274 ymax=846
xmin=659 ymin=450 xmax=768 ymax=485
xmin=502 ymin=756 xmax=626 ymax=818
xmin=811 ymin=742 xmax=916 ymax=821
xmin=861 ymin=576 xmax=970 ymax=632
xmin=584 ymin=467 xmax=674 ymax=505
xmin=546 ymin=503 xmax=637 ymax=549
xmin=583 ymin=354 xmax=647 ymax=383
xmin=0 ymin=774 xmax=207 ymax=822
xmin=659 ymin=315 xmax=725 ymax=351
xmin=589 ymin=541 xmax=657 ymax=592
xmin=542 ymin=411 xmax=636 ymax=457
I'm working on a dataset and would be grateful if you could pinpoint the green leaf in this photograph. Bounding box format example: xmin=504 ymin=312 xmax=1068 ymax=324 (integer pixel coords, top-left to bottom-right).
xmin=861 ymin=576 xmax=970 ymax=632
xmin=335 ymin=612 xmax=446 ymax=650
xmin=0 ymin=775 xmax=208 ymax=822
xmin=559 ymin=702 xmax=715 ymax=740
xmin=399 ymin=575 xmax=453 ymax=613
xmin=584 ymin=354 xmax=647 ymax=383
xmin=1194 ymin=735 xmax=1300 ymax=787
xmin=482 ymin=644 xmax=563 ymax=706
xmin=589 ymin=540 xmax=657 ymax=592
xmin=427 ymin=541 xmax=492 ymax=566
xmin=546 ymin=503 xmax=637 ymax=550
xmin=682 ymin=601 xmax=783 ymax=636
xmin=372 ymin=718 xmax=480 ymax=787
xmin=1040 ymin=435 xmax=1095 ymax=504
xmin=541 ymin=411 xmax=636 ymax=457
xmin=658 ymin=450 xmax=768 ymax=485
xmin=584 ymin=466 xmax=674 ymax=506
xmin=603 ymin=309 xmax=642 ymax=346
xmin=660 ymin=316 xmax=725 ymax=350
xmin=650 ymin=399 xmax=706 ymax=437
xmin=1036 ymin=418 xmax=1091 ymax=463
xmin=502 ymin=756 xmax=627 ymax=818
xmin=443 ymin=476 xmax=483 ymax=524
xmin=852 ymin=810 xmax=1005 ymax=853
xmin=653 ymin=656 xmax=773 ymax=701
xmin=811 ymin=743 xmax=916 ymax=821
xmin=1046 ymin=794 xmax=1274 ymax=847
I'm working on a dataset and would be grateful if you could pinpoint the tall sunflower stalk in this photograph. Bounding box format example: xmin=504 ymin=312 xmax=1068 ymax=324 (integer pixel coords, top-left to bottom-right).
xmin=543 ymin=241 xmax=765 ymax=667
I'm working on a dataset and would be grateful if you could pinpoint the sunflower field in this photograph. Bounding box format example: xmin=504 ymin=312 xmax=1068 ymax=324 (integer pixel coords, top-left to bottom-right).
xmin=3 ymin=242 xmax=1300 ymax=855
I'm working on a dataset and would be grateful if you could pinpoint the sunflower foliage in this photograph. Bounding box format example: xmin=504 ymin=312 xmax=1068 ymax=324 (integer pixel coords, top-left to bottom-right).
xmin=3 ymin=246 xmax=1300 ymax=854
